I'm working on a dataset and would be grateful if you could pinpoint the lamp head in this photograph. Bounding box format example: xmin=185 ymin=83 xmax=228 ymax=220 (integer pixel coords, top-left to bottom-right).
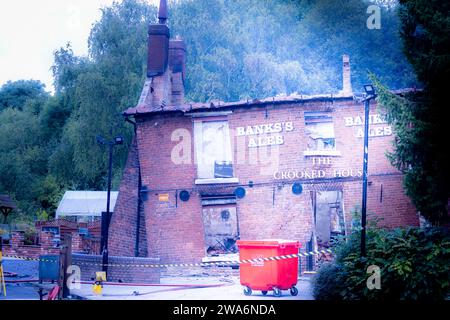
xmin=114 ymin=136 xmax=124 ymax=145
xmin=364 ymin=84 xmax=376 ymax=96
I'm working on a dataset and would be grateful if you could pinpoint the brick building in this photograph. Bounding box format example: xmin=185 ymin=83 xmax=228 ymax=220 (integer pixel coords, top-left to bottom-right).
xmin=108 ymin=0 xmax=419 ymax=265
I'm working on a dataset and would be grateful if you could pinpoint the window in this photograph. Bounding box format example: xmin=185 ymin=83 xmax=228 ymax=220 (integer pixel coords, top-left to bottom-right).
xmin=194 ymin=119 xmax=234 ymax=181
xmin=304 ymin=111 xmax=338 ymax=155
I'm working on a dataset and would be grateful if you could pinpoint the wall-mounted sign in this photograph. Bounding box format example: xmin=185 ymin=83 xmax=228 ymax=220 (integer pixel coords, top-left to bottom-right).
xmin=344 ymin=114 xmax=392 ymax=138
xmin=158 ymin=194 xmax=169 ymax=202
xmin=236 ymin=122 xmax=294 ymax=148
xmin=274 ymin=168 xmax=363 ymax=180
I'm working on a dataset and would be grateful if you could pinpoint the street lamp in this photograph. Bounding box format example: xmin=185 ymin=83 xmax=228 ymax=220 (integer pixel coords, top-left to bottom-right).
xmin=363 ymin=84 xmax=375 ymax=96
xmin=360 ymin=84 xmax=377 ymax=257
xmin=96 ymin=135 xmax=124 ymax=273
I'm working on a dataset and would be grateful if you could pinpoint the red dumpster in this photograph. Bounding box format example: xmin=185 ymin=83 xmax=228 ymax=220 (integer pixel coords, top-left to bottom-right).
xmin=237 ymin=239 xmax=301 ymax=297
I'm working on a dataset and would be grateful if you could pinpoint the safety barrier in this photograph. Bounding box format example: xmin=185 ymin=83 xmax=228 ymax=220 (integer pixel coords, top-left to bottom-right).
xmin=2 ymin=249 xmax=332 ymax=269
xmin=0 ymin=251 xmax=6 ymax=296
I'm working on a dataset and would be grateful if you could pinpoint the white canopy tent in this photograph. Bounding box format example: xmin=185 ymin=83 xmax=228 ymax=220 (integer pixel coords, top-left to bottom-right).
xmin=56 ymin=191 xmax=119 ymax=222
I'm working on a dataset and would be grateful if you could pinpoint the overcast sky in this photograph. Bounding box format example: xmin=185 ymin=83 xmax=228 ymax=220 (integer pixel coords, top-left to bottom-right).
xmin=0 ymin=0 xmax=159 ymax=93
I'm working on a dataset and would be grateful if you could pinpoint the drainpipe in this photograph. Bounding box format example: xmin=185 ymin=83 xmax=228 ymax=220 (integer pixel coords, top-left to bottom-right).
xmin=135 ymin=168 xmax=142 ymax=257
xmin=125 ymin=117 xmax=142 ymax=257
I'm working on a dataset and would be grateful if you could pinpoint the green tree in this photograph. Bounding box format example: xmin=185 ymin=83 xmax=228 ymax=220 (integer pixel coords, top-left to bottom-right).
xmin=49 ymin=0 xmax=156 ymax=190
xmin=0 ymin=104 xmax=52 ymax=218
xmin=0 ymin=80 xmax=49 ymax=111
xmin=170 ymin=0 xmax=417 ymax=101
xmin=374 ymin=0 xmax=449 ymax=225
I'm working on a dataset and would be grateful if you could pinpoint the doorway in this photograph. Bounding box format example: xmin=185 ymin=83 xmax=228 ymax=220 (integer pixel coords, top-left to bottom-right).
xmin=312 ymin=190 xmax=345 ymax=246
xmin=201 ymin=204 xmax=239 ymax=255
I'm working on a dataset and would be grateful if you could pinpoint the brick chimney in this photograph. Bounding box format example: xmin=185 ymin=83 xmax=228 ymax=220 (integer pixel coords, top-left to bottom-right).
xmin=138 ymin=0 xmax=186 ymax=110
xmin=342 ymin=54 xmax=352 ymax=96
xmin=169 ymin=38 xmax=186 ymax=105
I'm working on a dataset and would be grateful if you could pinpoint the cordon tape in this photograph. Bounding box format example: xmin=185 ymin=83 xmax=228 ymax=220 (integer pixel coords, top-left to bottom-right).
xmin=2 ymin=249 xmax=333 ymax=268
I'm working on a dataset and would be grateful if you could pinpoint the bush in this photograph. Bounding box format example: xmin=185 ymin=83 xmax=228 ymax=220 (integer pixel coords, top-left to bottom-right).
xmin=313 ymin=226 xmax=450 ymax=300
xmin=23 ymin=227 xmax=37 ymax=245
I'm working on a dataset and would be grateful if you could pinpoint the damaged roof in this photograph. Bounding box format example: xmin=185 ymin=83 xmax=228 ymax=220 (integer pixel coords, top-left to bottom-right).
xmin=123 ymin=88 xmax=419 ymax=116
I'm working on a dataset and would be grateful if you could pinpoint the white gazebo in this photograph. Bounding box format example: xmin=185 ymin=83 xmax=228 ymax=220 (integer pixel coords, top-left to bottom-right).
xmin=56 ymin=191 xmax=119 ymax=222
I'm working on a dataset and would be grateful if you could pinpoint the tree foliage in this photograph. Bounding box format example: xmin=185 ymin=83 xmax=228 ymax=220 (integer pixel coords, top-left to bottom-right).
xmin=0 ymin=93 xmax=61 ymax=223
xmin=374 ymin=0 xmax=450 ymax=225
xmin=171 ymin=0 xmax=416 ymax=101
xmin=49 ymin=1 xmax=156 ymax=189
xmin=0 ymin=80 xmax=49 ymax=111
xmin=313 ymin=225 xmax=450 ymax=300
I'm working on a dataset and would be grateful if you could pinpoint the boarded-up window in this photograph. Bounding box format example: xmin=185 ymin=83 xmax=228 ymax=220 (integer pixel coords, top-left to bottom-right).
xmin=304 ymin=112 xmax=336 ymax=151
xmin=194 ymin=119 xmax=233 ymax=179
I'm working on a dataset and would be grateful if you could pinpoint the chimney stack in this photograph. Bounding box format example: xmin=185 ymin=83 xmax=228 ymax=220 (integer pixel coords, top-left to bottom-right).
xmin=147 ymin=0 xmax=170 ymax=77
xmin=138 ymin=0 xmax=186 ymax=110
xmin=158 ymin=0 xmax=168 ymax=24
xmin=342 ymin=54 xmax=352 ymax=96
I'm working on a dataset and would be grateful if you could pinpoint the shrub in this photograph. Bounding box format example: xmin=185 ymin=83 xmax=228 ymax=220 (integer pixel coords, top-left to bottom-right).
xmin=22 ymin=225 xmax=37 ymax=245
xmin=313 ymin=226 xmax=450 ymax=300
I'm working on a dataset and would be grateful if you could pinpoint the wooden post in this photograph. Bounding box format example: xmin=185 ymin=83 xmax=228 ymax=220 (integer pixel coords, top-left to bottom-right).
xmin=59 ymin=234 xmax=72 ymax=299
xmin=0 ymin=236 xmax=6 ymax=297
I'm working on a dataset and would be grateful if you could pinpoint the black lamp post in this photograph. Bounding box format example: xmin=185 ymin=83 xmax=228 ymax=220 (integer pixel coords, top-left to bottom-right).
xmin=360 ymin=84 xmax=376 ymax=257
xmin=96 ymin=135 xmax=124 ymax=273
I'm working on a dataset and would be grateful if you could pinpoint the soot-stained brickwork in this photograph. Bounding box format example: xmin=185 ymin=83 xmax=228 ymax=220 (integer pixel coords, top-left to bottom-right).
xmin=108 ymin=0 xmax=419 ymax=266
xmin=109 ymin=97 xmax=419 ymax=264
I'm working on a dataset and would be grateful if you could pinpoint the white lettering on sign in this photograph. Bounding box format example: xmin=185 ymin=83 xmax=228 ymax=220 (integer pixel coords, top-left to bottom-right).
xmin=312 ymin=157 xmax=332 ymax=166
xmin=343 ymin=114 xmax=392 ymax=138
xmin=236 ymin=122 xmax=294 ymax=148
xmin=355 ymin=126 xmax=392 ymax=138
xmin=248 ymin=135 xmax=284 ymax=148
xmin=274 ymin=168 xmax=363 ymax=180
xmin=344 ymin=114 xmax=388 ymax=126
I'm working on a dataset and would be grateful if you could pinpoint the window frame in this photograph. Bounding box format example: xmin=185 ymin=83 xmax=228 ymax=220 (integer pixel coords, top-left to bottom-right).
xmin=303 ymin=111 xmax=341 ymax=157
xmin=193 ymin=116 xmax=238 ymax=184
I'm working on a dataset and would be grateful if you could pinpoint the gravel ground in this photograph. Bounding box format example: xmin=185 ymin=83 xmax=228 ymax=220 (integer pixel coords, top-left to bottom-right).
xmin=0 ymin=283 xmax=38 ymax=300
xmin=70 ymin=276 xmax=314 ymax=300
xmin=1 ymin=258 xmax=40 ymax=300
xmin=0 ymin=258 xmax=315 ymax=300
xmin=1 ymin=258 xmax=39 ymax=279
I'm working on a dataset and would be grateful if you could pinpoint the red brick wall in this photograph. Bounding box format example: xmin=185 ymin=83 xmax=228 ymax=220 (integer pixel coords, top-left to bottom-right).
xmin=2 ymin=244 xmax=43 ymax=259
xmin=109 ymin=137 xmax=148 ymax=257
xmin=342 ymin=175 xmax=418 ymax=230
xmin=136 ymin=113 xmax=205 ymax=263
xmin=2 ymin=231 xmax=59 ymax=259
xmin=110 ymin=98 xmax=419 ymax=264
xmin=228 ymin=100 xmax=396 ymax=181
xmin=71 ymin=254 xmax=161 ymax=283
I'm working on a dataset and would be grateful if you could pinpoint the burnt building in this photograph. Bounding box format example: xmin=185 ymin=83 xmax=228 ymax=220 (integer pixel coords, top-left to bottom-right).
xmin=108 ymin=0 xmax=419 ymax=265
